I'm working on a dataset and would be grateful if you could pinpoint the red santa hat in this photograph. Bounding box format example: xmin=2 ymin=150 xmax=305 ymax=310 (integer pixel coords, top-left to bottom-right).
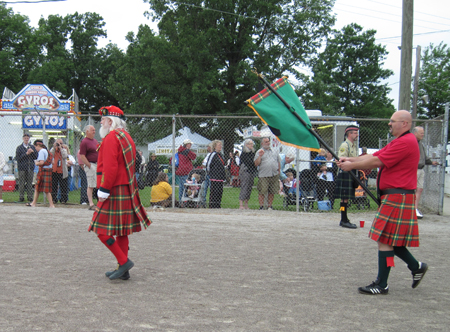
xmin=98 ymin=106 xmax=125 ymax=120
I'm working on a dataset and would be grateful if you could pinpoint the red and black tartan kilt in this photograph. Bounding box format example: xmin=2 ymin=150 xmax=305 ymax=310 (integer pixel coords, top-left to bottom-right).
xmin=369 ymin=193 xmax=419 ymax=247
xmin=89 ymin=184 xmax=151 ymax=236
xmin=36 ymin=168 xmax=52 ymax=193
xmin=334 ymin=170 xmax=356 ymax=199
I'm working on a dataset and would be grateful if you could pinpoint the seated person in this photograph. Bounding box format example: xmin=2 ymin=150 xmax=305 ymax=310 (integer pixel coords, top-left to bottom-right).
xmin=185 ymin=173 xmax=201 ymax=198
xmin=283 ymin=171 xmax=299 ymax=196
xmin=312 ymin=148 xmax=327 ymax=174
xmin=150 ymin=172 xmax=177 ymax=207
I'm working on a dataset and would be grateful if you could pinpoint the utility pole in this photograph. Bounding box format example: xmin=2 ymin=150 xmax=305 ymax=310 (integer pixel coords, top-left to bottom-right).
xmin=412 ymin=45 xmax=421 ymax=122
xmin=398 ymin=0 xmax=414 ymax=111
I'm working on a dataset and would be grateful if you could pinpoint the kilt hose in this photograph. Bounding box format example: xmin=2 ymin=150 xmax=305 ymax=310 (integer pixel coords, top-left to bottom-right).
xmin=335 ymin=170 xmax=356 ymax=200
xmin=89 ymin=184 xmax=151 ymax=236
xmin=369 ymin=193 xmax=419 ymax=247
xmin=36 ymin=168 xmax=52 ymax=193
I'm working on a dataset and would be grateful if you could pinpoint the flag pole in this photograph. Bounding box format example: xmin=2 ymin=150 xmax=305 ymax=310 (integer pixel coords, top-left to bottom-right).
xmin=253 ymin=73 xmax=380 ymax=206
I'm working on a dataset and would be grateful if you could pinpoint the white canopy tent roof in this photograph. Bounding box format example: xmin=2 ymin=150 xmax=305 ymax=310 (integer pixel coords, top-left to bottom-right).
xmin=147 ymin=126 xmax=211 ymax=156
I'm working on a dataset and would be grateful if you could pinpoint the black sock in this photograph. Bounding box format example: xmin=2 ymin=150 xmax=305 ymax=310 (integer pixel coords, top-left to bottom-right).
xmin=340 ymin=202 xmax=348 ymax=222
xmin=377 ymin=251 xmax=394 ymax=288
xmin=393 ymin=246 xmax=419 ymax=271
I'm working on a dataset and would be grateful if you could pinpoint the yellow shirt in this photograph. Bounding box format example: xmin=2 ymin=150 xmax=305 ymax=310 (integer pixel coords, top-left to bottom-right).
xmin=337 ymin=138 xmax=358 ymax=158
xmin=150 ymin=181 xmax=172 ymax=202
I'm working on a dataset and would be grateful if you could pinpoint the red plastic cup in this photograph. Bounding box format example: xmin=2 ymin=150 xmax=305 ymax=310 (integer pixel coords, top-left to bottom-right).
xmin=360 ymin=220 xmax=365 ymax=228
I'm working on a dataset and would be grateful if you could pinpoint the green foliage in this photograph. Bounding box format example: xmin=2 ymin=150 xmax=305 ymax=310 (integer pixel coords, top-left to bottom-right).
xmin=417 ymin=42 xmax=450 ymax=119
xmin=27 ymin=12 xmax=121 ymax=112
xmin=0 ymin=4 xmax=40 ymax=93
xmin=299 ymin=23 xmax=395 ymax=118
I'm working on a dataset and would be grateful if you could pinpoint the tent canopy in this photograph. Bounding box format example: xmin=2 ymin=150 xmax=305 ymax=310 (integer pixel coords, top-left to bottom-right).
xmin=147 ymin=127 xmax=211 ymax=155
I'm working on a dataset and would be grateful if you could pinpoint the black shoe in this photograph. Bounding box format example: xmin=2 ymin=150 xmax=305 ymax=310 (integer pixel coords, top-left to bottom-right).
xmin=412 ymin=262 xmax=428 ymax=288
xmin=109 ymin=259 xmax=134 ymax=280
xmin=259 ymin=206 xmax=265 ymax=210
xmin=340 ymin=220 xmax=357 ymax=229
xmin=19 ymin=198 xmax=25 ymax=202
xmin=358 ymin=280 xmax=389 ymax=295
xmin=105 ymin=267 xmax=130 ymax=280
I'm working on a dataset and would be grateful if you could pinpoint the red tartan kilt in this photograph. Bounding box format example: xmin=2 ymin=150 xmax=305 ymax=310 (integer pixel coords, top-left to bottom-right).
xmin=369 ymin=193 xmax=419 ymax=247
xmin=230 ymin=164 xmax=239 ymax=176
xmin=36 ymin=168 xmax=52 ymax=193
xmin=89 ymin=184 xmax=151 ymax=236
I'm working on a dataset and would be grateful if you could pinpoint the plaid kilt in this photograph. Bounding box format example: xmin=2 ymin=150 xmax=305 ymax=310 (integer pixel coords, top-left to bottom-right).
xmin=89 ymin=184 xmax=151 ymax=236
xmin=369 ymin=193 xmax=419 ymax=247
xmin=334 ymin=170 xmax=356 ymax=199
xmin=36 ymin=168 xmax=52 ymax=193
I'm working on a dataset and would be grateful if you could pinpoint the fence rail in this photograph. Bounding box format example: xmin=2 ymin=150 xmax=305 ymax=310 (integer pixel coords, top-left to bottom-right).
xmin=0 ymin=112 xmax=447 ymax=215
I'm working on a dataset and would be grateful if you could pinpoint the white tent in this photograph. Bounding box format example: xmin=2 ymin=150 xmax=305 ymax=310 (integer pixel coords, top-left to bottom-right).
xmin=147 ymin=126 xmax=211 ymax=156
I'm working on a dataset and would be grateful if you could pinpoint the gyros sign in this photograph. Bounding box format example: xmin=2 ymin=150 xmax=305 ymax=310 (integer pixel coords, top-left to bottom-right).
xmin=23 ymin=112 xmax=67 ymax=130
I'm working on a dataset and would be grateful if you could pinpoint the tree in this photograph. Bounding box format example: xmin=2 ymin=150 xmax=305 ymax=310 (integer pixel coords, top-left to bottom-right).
xmin=28 ymin=12 xmax=122 ymax=113
xmin=132 ymin=0 xmax=336 ymax=116
xmin=0 ymin=4 xmax=39 ymax=93
xmin=417 ymin=42 xmax=450 ymax=119
xmin=299 ymin=23 xmax=395 ymax=118
xmin=112 ymin=0 xmax=335 ymax=152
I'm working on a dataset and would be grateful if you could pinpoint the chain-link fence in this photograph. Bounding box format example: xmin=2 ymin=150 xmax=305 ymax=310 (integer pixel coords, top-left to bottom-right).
xmin=0 ymin=112 xmax=447 ymax=214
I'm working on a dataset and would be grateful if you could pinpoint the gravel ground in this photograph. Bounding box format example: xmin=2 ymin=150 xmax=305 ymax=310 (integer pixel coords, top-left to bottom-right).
xmin=0 ymin=203 xmax=449 ymax=331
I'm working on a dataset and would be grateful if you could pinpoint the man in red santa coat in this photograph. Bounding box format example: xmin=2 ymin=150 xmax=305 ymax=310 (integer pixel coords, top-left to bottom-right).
xmin=88 ymin=106 xmax=151 ymax=280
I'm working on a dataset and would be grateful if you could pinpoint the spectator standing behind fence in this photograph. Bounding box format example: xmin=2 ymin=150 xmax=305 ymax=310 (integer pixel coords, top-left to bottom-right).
xmin=201 ymin=143 xmax=213 ymax=207
xmin=316 ymin=164 xmax=335 ymax=207
xmin=412 ymin=126 xmax=439 ymax=219
xmin=79 ymin=125 xmax=99 ymax=211
xmin=338 ymin=110 xmax=428 ymax=295
xmin=27 ymin=140 xmax=55 ymax=208
xmin=146 ymin=153 xmax=159 ymax=187
xmin=0 ymin=151 xmax=5 ymax=203
xmin=176 ymin=139 xmax=196 ymax=201
xmin=150 ymin=172 xmax=176 ymax=207
xmin=77 ymin=150 xmax=89 ymax=205
xmin=206 ymin=140 xmax=226 ymax=208
xmin=254 ymin=137 xmax=281 ymax=211
xmin=50 ymin=138 xmax=69 ymax=204
xmin=335 ymin=126 xmax=360 ymax=229
xmin=239 ymin=139 xmax=256 ymax=210
xmin=229 ymin=151 xmax=240 ymax=187
xmin=139 ymin=150 xmax=146 ymax=174
xmin=15 ymin=133 xmax=37 ymax=203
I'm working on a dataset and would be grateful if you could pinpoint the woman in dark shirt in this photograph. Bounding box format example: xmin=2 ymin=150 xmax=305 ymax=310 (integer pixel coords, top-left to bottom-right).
xmin=238 ymin=139 xmax=256 ymax=209
xmin=146 ymin=153 xmax=160 ymax=186
xmin=205 ymin=140 xmax=226 ymax=208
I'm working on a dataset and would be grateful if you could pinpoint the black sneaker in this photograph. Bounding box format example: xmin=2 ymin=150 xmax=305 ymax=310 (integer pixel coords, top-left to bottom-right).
xmin=358 ymin=280 xmax=389 ymax=295
xmin=259 ymin=206 xmax=264 ymax=210
xmin=412 ymin=262 xmax=428 ymax=289
xmin=105 ymin=264 xmax=131 ymax=280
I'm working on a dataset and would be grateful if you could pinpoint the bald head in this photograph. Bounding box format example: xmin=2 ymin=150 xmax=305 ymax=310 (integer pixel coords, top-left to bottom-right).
xmin=389 ymin=110 xmax=412 ymax=137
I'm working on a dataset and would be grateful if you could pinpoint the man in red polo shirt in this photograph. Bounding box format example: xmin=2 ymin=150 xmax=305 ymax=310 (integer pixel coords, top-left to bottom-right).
xmin=88 ymin=106 xmax=151 ymax=280
xmin=338 ymin=110 xmax=428 ymax=295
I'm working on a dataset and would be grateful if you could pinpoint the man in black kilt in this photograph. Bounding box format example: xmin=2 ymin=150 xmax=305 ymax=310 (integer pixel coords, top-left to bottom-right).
xmin=335 ymin=126 xmax=360 ymax=229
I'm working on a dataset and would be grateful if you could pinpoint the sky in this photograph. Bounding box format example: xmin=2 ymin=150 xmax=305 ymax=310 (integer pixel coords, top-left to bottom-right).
xmin=6 ymin=0 xmax=450 ymax=111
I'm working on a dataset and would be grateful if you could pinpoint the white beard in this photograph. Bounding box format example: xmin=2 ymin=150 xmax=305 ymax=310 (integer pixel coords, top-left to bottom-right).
xmin=100 ymin=124 xmax=111 ymax=138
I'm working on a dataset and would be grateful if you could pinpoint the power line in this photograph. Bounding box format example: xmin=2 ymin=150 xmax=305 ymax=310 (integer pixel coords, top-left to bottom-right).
xmin=175 ymin=2 xmax=258 ymax=20
xmin=376 ymin=29 xmax=450 ymax=41
xmin=336 ymin=3 xmax=450 ymax=29
xmin=2 ymin=0 xmax=66 ymax=3
xmin=335 ymin=8 xmax=442 ymax=31
xmin=366 ymin=0 xmax=450 ymax=22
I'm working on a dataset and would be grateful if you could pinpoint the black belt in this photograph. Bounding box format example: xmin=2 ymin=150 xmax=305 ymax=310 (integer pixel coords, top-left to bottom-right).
xmin=380 ymin=189 xmax=415 ymax=195
xmin=418 ymin=166 xmax=424 ymax=169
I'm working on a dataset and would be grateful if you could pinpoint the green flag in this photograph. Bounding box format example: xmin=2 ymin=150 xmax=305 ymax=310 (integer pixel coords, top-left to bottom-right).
xmin=246 ymin=76 xmax=320 ymax=152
